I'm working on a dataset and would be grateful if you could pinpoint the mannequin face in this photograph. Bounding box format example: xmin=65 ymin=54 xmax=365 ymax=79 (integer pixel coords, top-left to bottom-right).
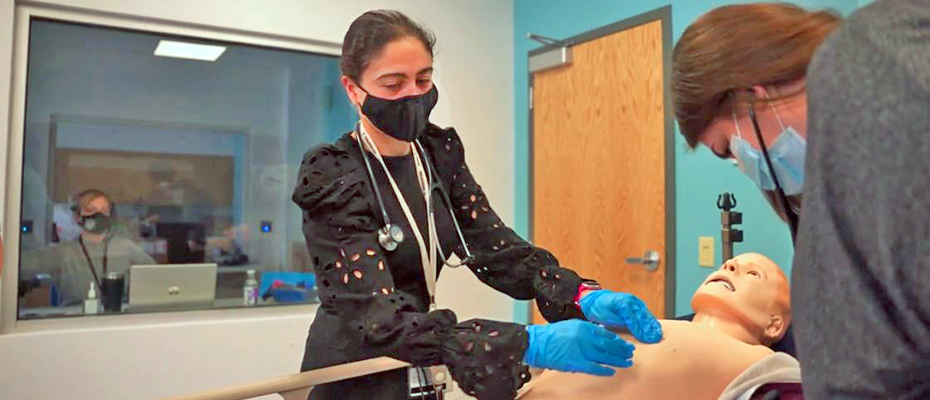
xmin=691 ymin=253 xmax=790 ymax=343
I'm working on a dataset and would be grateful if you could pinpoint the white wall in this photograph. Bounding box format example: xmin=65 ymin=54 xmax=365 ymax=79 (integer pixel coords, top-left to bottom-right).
xmin=0 ymin=1 xmax=515 ymax=399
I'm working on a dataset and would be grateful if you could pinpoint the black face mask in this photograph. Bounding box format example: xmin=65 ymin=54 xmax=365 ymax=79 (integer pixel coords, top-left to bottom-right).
xmin=80 ymin=213 xmax=113 ymax=235
xmin=358 ymin=85 xmax=439 ymax=142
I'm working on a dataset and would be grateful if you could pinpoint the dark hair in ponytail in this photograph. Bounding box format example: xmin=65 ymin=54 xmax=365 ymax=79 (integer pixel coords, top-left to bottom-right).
xmin=340 ymin=10 xmax=436 ymax=82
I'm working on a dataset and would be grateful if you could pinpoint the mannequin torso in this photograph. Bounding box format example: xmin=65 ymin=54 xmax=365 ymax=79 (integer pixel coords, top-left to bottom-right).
xmin=522 ymin=320 xmax=773 ymax=400
xmin=522 ymin=253 xmax=790 ymax=400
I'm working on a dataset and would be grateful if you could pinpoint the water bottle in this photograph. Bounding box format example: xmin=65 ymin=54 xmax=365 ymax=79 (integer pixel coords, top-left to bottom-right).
xmin=83 ymin=281 xmax=100 ymax=315
xmin=101 ymin=272 xmax=125 ymax=312
xmin=243 ymin=269 xmax=258 ymax=306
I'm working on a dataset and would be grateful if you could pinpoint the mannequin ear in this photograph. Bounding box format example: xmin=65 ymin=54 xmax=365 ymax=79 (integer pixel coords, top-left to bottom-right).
xmin=763 ymin=314 xmax=786 ymax=344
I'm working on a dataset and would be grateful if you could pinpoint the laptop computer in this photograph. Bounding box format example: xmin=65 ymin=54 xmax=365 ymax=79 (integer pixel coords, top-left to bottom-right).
xmin=129 ymin=263 xmax=217 ymax=311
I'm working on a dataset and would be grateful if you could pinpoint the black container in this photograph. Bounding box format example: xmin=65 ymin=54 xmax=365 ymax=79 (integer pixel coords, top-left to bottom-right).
xmin=101 ymin=272 xmax=125 ymax=312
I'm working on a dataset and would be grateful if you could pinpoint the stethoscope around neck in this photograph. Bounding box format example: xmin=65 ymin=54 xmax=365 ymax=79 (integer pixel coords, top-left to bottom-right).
xmin=354 ymin=124 xmax=474 ymax=268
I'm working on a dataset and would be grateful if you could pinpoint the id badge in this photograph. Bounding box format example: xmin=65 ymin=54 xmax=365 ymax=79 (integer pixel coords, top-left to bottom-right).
xmin=408 ymin=365 xmax=452 ymax=398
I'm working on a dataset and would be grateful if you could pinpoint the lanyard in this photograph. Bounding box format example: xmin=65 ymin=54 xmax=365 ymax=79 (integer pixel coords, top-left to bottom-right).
xmin=79 ymin=235 xmax=108 ymax=287
xmin=358 ymin=126 xmax=439 ymax=310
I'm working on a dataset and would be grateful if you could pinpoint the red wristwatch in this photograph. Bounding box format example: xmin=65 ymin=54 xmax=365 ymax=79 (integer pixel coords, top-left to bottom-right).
xmin=574 ymin=280 xmax=602 ymax=307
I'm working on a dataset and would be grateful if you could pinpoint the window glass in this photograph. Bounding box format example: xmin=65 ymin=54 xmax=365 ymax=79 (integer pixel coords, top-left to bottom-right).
xmin=17 ymin=19 xmax=353 ymax=319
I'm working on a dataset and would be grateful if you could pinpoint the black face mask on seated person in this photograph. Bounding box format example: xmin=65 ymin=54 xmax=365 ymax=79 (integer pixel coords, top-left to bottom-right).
xmin=79 ymin=213 xmax=114 ymax=235
xmin=358 ymin=85 xmax=439 ymax=142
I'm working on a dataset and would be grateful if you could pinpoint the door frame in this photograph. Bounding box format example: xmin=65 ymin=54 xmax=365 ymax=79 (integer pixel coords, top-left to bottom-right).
xmin=527 ymin=6 xmax=676 ymax=318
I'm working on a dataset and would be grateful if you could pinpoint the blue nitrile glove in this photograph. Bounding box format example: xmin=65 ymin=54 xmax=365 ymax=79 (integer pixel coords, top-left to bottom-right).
xmin=578 ymin=290 xmax=663 ymax=344
xmin=523 ymin=319 xmax=635 ymax=376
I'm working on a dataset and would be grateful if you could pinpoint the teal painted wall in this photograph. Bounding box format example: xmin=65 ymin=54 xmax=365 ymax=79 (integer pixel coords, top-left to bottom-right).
xmin=512 ymin=0 xmax=860 ymax=320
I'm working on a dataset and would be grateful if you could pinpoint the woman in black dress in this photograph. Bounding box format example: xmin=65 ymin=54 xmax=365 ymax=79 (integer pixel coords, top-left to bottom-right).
xmin=292 ymin=10 xmax=663 ymax=400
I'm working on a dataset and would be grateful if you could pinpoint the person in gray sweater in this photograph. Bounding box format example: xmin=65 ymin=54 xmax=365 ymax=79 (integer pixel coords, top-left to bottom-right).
xmin=21 ymin=189 xmax=155 ymax=305
xmin=794 ymin=0 xmax=930 ymax=398
xmin=673 ymin=1 xmax=930 ymax=397
xmin=672 ymin=3 xmax=843 ymax=238
xmin=670 ymin=0 xmax=844 ymax=359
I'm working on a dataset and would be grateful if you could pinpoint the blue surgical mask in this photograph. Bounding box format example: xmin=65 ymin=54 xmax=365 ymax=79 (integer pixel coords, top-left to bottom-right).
xmin=729 ymin=107 xmax=807 ymax=195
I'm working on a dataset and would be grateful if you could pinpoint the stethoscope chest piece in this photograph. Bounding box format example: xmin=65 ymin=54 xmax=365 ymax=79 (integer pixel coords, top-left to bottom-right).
xmin=355 ymin=123 xmax=472 ymax=264
xmin=378 ymin=223 xmax=405 ymax=252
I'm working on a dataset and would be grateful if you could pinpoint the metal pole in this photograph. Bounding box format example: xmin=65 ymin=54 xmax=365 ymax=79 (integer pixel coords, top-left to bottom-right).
xmin=717 ymin=193 xmax=743 ymax=262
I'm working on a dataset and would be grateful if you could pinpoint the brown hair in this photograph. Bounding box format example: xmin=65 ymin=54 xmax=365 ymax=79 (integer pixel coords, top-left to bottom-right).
xmin=672 ymin=3 xmax=841 ymax=147
xmin=340 ymin=10 xmax=436 ymax=83
xmin=72 ymin=189 xmax=112 ymax=215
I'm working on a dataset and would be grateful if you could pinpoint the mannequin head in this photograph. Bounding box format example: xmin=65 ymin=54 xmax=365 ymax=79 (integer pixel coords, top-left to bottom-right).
xmin=691 ymin=253 xmax=790 ymax=346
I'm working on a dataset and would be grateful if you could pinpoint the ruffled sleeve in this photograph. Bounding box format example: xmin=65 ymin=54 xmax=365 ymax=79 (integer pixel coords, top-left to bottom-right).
xmin=421 ymin=125 xmax=589 ymax=322
xmin=292 ymin=143 xmax=530 ymax=399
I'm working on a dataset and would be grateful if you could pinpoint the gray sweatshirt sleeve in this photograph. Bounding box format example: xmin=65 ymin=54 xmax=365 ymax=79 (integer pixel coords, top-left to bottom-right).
xmin=124 ymin=240 xmax=156 ymax=266
xmin=793 ymin=1 xmax=930 ymax=399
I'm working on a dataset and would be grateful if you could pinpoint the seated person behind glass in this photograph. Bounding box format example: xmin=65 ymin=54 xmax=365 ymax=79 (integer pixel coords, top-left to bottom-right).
xmin=22 ymin=189 xmax=156 ymax=306
xmin=207 ymin=224 xmax=250 ymax=266
xmin=521 ymin=253 xmax=793 ymax=400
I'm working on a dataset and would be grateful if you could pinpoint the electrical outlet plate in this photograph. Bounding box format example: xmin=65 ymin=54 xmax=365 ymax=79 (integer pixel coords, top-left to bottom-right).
xmin=699 ymin=236 xmax=715 ymax=267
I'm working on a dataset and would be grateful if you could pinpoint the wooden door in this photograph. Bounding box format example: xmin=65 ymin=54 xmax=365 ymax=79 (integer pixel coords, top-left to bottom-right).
xmin=532 ymin=18 xmax=668 ymax=323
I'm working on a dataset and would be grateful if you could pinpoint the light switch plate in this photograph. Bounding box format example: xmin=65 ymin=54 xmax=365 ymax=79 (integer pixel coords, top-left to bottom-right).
xmin=699 ymin=236 xmax=715 ymax=267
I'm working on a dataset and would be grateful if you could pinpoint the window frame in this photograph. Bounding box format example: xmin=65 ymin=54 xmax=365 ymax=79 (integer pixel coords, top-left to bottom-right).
xmin=1 ymin=3 xmax=340 ymax=334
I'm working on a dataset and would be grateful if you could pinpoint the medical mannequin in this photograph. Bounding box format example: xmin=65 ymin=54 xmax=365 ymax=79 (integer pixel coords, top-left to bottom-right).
xmin=521 ymin=253 xmax=791 ymax=400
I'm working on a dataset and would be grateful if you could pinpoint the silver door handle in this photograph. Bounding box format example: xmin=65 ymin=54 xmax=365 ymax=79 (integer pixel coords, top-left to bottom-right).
xmin=626 ymin=250 xmax=660 ymax=272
